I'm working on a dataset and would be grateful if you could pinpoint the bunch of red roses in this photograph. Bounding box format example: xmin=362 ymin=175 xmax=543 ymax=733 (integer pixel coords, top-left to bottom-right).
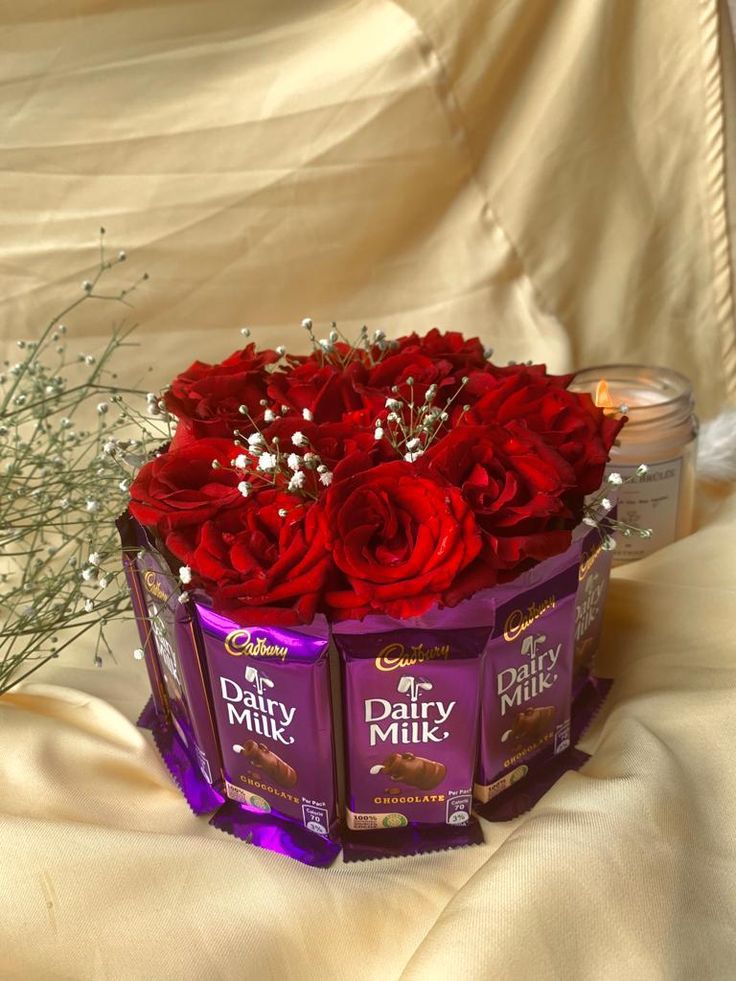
xmin=128 ymin=328 xmax=623 ymax=625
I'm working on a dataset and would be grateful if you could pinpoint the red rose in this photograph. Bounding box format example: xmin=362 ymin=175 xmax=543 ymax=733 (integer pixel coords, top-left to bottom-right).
xmin=464 ymin=369 xmax=624 ymax=493
xmin=166 ymin=493 xmax=330 ymax=626
xmin=324 ymin=454 xmax=482 ymax=619
xmin=129 ymin=439 xmax=244 ymax=535
xmin=262 ymin=416 xmax=381 ymax=471
xmin=267 ymin=356 xmax=366 ymax=423
xmin=421 ymin=423 xmax=579 ymax=578
xmin=395 ymin=328 xmax=488 ymax=372
xmin=164 ymin=344 xmax=280 ymax=449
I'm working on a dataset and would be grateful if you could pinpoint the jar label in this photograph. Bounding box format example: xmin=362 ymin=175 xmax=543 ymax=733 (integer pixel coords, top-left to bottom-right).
xmin=605 ymin=457 xmax=682 ymax=560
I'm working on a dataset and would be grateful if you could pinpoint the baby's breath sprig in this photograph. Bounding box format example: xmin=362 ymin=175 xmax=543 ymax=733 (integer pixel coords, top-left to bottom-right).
xmin=0 ymin=234 xmax=170 ymax=694
xmin=299 ymin=317 xmax=397 ymax=369
xmin=373 ymin=376 xmax=469 ymax=462
xmin=582 ymin=465 xmax=654 ymax=550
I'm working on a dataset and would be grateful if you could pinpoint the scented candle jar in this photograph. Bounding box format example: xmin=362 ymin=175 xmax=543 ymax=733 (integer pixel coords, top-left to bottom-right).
xmin=571 ymin=365 xmax=698 ymax=563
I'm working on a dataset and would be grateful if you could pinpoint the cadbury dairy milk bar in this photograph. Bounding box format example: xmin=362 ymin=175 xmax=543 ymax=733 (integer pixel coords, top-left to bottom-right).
xmin=474 ymin=544 xmax=583 ymax=817
xmin=196 ymin=603 xmax=340 ymax=867
xmin=334 ymin=602 xmax=491 ymax=860
xmin=117 ymin=513 xmax=224 ymax=814
xmin=573 ymin=519 xmax=615 ymax=699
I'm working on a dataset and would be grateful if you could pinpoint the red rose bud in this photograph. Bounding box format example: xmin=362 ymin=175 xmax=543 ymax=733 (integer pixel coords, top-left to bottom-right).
xmin=128 ymin=439 xmax=244 ymax=536
xmin=164 ymin=344 xmax=280 ymax=448
xmin=324 ymin=454 xmax=482 ymax=620
xmin=171 ymin=492 xmax=331 ymax=627
xmin=422 ymin=423 xmax=579 ymax=575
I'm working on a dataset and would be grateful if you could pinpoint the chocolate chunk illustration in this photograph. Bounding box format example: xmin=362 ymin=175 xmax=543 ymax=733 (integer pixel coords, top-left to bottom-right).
xmin=376 ymin=752 xmax=446 ymax=790
xmin=508 ymin=706 xmax=556 ymax=742
xmin=236 ymin=739 xmax=298 ymax=788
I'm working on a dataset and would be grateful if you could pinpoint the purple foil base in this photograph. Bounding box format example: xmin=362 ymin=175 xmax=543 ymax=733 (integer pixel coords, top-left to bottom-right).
xmin=137 ymin=698 xmax=224 ymax=816
xmin=476 ymin=747 xmax=591 ymax=821
xmin=342 ymin=817 xmax=484 ymax=862
xmin=210 ymin=800 xmax=341 ymax=868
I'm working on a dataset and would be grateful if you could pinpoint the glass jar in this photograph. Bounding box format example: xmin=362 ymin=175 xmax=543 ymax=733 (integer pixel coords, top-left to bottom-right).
xmin=570 ymin=364 xmax=698 ymax=564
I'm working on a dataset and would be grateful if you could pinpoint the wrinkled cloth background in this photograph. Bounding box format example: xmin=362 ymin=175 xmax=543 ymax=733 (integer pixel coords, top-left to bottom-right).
xmin=1 ymin=1 xmax=736 ymax=979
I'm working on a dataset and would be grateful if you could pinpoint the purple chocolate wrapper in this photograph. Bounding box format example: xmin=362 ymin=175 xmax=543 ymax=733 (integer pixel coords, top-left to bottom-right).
xmin=117 ymin=514 xmax=224 ymax=815
xmin=334 ymin=598 xmax=492 ymax=857
xmin=474 ymin=543 xmax=581 ymax=817
xmin=195 ymin=601 xmax=340 ymax=865
xmin=573 ymin=519 xmax=616 ymax=699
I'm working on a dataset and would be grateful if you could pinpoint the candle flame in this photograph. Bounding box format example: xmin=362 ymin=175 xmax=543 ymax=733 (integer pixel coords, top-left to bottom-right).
xmin=593 ymin=378 xmax=626 ymax=416
xmin=594 ymin=379 xmax=615 ymax=409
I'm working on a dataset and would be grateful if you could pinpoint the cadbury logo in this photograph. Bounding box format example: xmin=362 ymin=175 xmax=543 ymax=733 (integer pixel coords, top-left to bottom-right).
xmin=143 ymin=570 xmax=169 ymax=603
xmin=503 ymin=595 xmax=556 ymax=642
xmin=375 ymin=642 xmax=450 ymax=672
xmin=224 ymin=629 xmax=289 ymax=661
xmin=579 ymin=542 xmax=604 ymax=581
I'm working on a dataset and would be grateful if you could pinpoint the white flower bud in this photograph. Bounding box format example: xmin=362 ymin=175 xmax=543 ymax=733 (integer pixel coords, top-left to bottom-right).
xmin=291 ymin=431 xmax=306 ymax=447
xmin=133 ymin=648 xmax=145 ymax=661
xmin=288 ymin=471 xmax=305 ymax=491
xmin=607 ymin=472 xmax=623 ymax=485
xmin=301 ymin=318 xmax=313 ymax=329
xmin=264 ymin=409 xmax=276 ymax=422
xmin=636 ymin=464 xmax=649 ymax=476
xmin=302 ymin=408 xmax=313 ymax=421
xmin=179 ymin=565 xmax=192 ymax=585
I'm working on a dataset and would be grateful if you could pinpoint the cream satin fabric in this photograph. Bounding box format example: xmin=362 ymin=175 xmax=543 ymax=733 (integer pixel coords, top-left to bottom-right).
xmin=1 ymin=1 xmax=736 ymax=978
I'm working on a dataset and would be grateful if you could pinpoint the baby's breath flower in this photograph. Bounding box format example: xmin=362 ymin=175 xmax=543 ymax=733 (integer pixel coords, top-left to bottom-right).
xmin=84 ymin=599 xmax=94 ymax=613
xmin=287 ymin=453 xmax=301 ymax=471
xmin=636 ymin=464 xmax=649 ymax=477
xmin=385 ymin=397 xmax=401 ymax=411
xmin=292 ymin=431 xmax=306 ymax=447
xmin=237 ymin=481 xmax=250 ymax=498
xmin=233 ymin=453 xmax=248 ymax=469
xmin=263 ymin=409 xmax=276 ymax=423
xmin=301 ymin=317 xmax=313 ymax=330
xmin=374 ymin=427 xmax=384 ymax=440
xmin=257 ymin=452 xmax=277 ymax=472
xmin=85 ymin=500 xmax=99 ymax=513
xmin=88 ymin=552 xmax=101 ymax=566
xmin=178 ymin=592 xmax=190 ymax=604
xmin=608 ymin=472 xmax=623 ymax=485
xmin=319 ymin=470 xmax=333 ymax=487
xmin=288 ymin=471 xmax=305 ymax=492
xmin=302 ymin=408 xmax=313 ymax=421
xmin=600 ymin=498 xmax=613 ymax=511
xmin=582 ymin=516 xmax=597 ymax=527
xmin=278 ymin=508 xmax=288 ymax=517
xmin=133 ymin=648 xmax=145 ymax=661
xmin=247 ymin=433 xmax=264 ymax=448
xmin=96 ymin=402 xmax=109 ymax=415
xmin=276 ymin=346 xmax=286 ymax=357
xmin=179 ymin=566 xmax=192 ymax=585
xmin=403 ymin=451 xmax=423 ymax=463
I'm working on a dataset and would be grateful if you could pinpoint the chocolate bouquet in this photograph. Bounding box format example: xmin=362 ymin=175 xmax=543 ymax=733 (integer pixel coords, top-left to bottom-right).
xmin=119 ymin=325 xmax=622 ymax=865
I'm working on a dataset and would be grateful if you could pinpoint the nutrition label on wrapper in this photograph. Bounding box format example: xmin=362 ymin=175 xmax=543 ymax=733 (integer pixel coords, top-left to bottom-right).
xmin=606 ymin=457 xmax=682 ymax=561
